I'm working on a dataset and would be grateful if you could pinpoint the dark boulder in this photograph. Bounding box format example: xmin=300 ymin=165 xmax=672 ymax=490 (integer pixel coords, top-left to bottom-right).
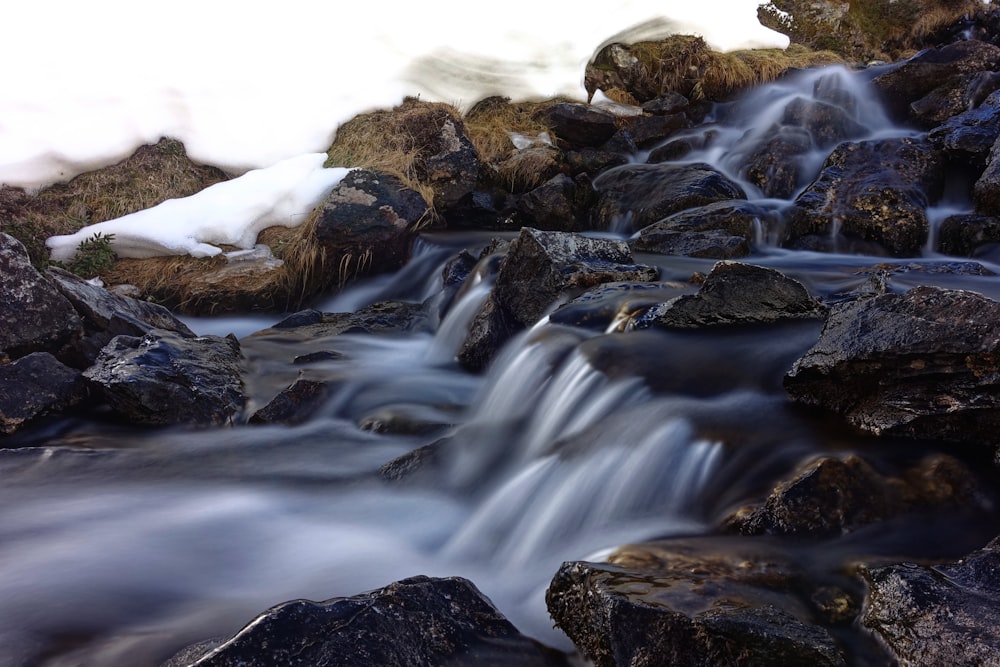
xmin=0 ymin=352 xmax=88 ymax=435
xmin=84 ymin=330 xmax=245 ymax=426
xmin=591 ymin=163 xmax=747 ymax=233
xmin=641 ymin=92 xmax=690 ymax=115
xmin=631 ymin=228 xmax=750 ymax=259
xmin=254 ymin=300 xmax=430 ymax=340
xmin=0 ymin=233 xmax=81 ymax=360
xmin=928 ymin=88 xmax=1000 ymax=167
xmin=974 ymin=133 xmax=1000 ymax=213
xmin=726 ymin=454 xmax=987 ymax=538
xmin=458 ymin=228 xmax=657 ymax=370
xmin=248 ymin=378 xmax=333 ymax=426
xmin=535 ymin=103 xmax=619 ymax=148
xmin=739 ymin=128 xmax=814 ymax=199
xmin=862 ymin=536 xmax=1000 ymax=666
xmin=311 ymin=170 xmax=431 ymax=287
xmin=547 ymin=539 xmax=846 ymax=667
xmin=784 ymin=285 xmax=1000 ymax=446
xmin=786 ymin=137 xmax=945 ymax=255
xmin=631 ymin=262 xmax=827 ymax=330
xmin=619 ymin=112 xmax=689 ymax=148
xmin=549 ymin=282 xmax=686 ymax=331
xmin=872 ymin=40 xmax=1000 ymax=124
xmin=630 ymin=199 xmax=780 ymax=257
xmin=937 ymin=213 xmax=1000 ymax=255
xmin=515 ymin=173 xmax=596 ymax=232
xmin=172 ymin=575 xmax=566 ymax=667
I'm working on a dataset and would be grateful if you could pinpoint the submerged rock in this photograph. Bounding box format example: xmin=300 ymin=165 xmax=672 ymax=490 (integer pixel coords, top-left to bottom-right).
xmin=547 ymin=539 xmax=847 ymax=667
xmin=84 ymin=330 xmax=245 ymax=426
xmin=784 ymin=285 xmax=1000 ymax=446
xmin=171 ymin=575 xmax=566 ymax=666
xmin=862 ymin=536 xmax=1000 ymax=666
xmin=631 ymin=262 xmax=826 ymax=330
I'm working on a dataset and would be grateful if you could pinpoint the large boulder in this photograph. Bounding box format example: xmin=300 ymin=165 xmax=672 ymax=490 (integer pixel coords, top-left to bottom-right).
xmin=311 ymin=170 xmax=431 ymax=287
xmin=535 ymin=102 xmax=619 ymax=148
xmin=547 ymin=540 xmax=847 ymax=667
xmin=862 ymin=536 xmax=1000 ymax=666
xmin=630 ymin=200 xmax=781 ymax=258
xmin=168 ymin=575 xmax=566 ymax=666
xmin=0 ymin=233 xmax=81 ymax=360
xmin=591 ymin=163 xmax=747 ymax=233
xmin=784 ymin=285 xmax=1000 ymax=446
xmin=928 ymin=88 xmax=1000 ymax=167
xmin=937 ymin=213 xmax=1000 ymax=255
xmin=630 ymin=262 xmax=827 ymax=330
xmin=84 ymin=330 xmax=245 ymax=426
xmin=786 ymin=137 xmax=945 ymax=255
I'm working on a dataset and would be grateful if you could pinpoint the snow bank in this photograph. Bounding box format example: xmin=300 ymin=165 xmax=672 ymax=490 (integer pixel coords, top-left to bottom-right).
xmin=46 ymin=155 xmax=349 ymax=260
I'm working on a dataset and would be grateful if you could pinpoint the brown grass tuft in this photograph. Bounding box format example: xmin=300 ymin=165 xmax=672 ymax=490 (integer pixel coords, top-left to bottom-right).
xmin=463 ymin=97 xmax=561 ymax=165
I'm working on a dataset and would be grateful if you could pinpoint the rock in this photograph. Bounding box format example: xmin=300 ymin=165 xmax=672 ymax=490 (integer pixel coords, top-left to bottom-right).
xmin=255 ymin=301 xmax=430 ymax=339
xmin=248 ymin=378 xmax=333 ymax=426
xmin=786 ymin=137 xmax=945 ymax=255
xmin=458 ymin=228 xmax=657 ymax=370
xmin=535 ymin=102 xmax=619 ymax=148
xmin=630 ymin=199 xmax=779 ymax=256
xmin=0 ymin=233 xmax=81 ymax=360
xmin=641 ymin=92 xmax=690 ymax=115
xmin=173 ymin=575 xmax=566 ymax=666
xmin=46 ymin=266 xmax=196 ymax=366
xmin=974 ymin=132 xmax=1000 ymax=213
xmin=726 ymin=454 xmax=987 ymax=538
xmin=591 ymin=163 xmax=747 ymax=233
xmin=862 ymin=536 xmax=1000 ymax=666
xmin=493 ymin=228 xmax=659 ymax=328
xmin=784 ymin=285 xmax=1000 ymax=445
xmin=311 ymin=170 xmax=431 ymax=287
xmin=928 ymin=88 xmax=1000 ymax=166
xmin=872 ymin=40 xmax=1000 ymax=123
xmin=740 ymin=128 xmax=814 ymax=199
xmin=631 ymin=229 xmax=750 ymax=259
xmin=547 ymin=539 xmax=846 ymax=667
xmin=515 ymin=174 xmax=595 ymax=232
xmin=619 ymin=112 xmax=689 ymax=148
xmin=0 ymin=352 xmax=88 ymax=435
xmin=937 ymin=214 xmax=1000 ymax=255
xmin=631 ymin=262 xmax=827 ymax=330
xmin=549 ymin=282 xmax=685 ymax=331
xmin=84 ymin=330 xmax=245 ymax=426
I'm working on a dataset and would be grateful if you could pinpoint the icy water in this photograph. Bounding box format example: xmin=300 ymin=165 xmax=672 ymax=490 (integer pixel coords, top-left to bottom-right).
xmin=4 ymin=66 xmax=1000 ymax=666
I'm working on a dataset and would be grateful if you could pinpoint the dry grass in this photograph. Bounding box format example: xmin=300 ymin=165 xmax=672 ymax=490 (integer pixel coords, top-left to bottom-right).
xmin=2 ymin=138 xmax=229 ymax=267
xmin=462 ymin=96 xmax=557 ymax=165
xmin=325 ymin=97 xmax=457 ymax=206
xmin=697 ymin=45 xmax=846 ymax=100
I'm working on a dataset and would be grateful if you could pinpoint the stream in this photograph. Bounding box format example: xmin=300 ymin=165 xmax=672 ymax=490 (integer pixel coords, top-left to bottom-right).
xmin=4 ymin=64 xmax=1000 ymax=666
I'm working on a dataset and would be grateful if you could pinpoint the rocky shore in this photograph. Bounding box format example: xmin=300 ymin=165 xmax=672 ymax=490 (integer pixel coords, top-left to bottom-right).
xmin=6 ymin=3 xmax=1000 ymax=666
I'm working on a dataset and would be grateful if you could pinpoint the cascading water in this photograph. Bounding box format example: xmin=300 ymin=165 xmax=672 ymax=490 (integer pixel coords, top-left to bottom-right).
xmin=5 ymin=63 xmax=1000 ymax=666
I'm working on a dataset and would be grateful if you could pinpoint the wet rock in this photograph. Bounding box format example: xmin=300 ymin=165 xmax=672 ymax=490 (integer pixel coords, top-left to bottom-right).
xmin=591 ymin=163 xmax=747 ymax=233
xmin=494 ymin=228 xmax=658 ymax=328
xmin=726 ymin=454 xmax=987 ymax=538
xmin=84 ymin=330 xmax=245 ymax=426
xmin=641 ymin=92 xmax=690 ymax=115
xmin=786 ymin=137 xmax=945 ymax=256
xmin=173 ymin=575 xmax=566 ymax=667
xmin=631 ymin=199 xmax=779 ymax=256
xmin=46 ymin=266 xmax=195 ymax=366
xmin=0 ymin=352 xmax=88 ymax=435
xmin=632 ymin=229 xmax=750 ymax=259
xmin=862 ymin=536 xmax=1000 ymax=666
xmin=928 ymin=88 xmax=1000 ymax=167
xmin=516 ymin=173 xmax=595 ymax=232
xmin=740 ymin=128 xmax=814 ymax=199
xmin=549 ymin=282 xmax=685 ymax=331
xmin=312 ymin=170 xmax=431 ymax=287
xmin=378 ymin=441 xmax=443 ymax=482
xmin=937 ymin=214 xmax=1000 ymax=255
xmin=248 ymin=378 xmax=333 ymax=426
xmin=547 ymin=539 xmax=846 ymax=667
xmin=784 ymin=285 xmax=1000 ymax=446
xmin=619 ymin=112 xmax=689 ymax=148
xmin=535 ymin=102 xmax=619 ymax=148
xmin=563 ymin=147 xmax=629 ymax=176
xmin=872 ymin=40 xmax=1000 ymax=123
xmin=974 ymin=132 xmax=1000 ymax=213
xmin=458 ymin=228 xmax=657 ymax=370
xmin=0 ymin=233 xmax=81 ymax=360
xmin=358 ymin=404 xmax=456 ymax=436
xmin=631 ymin=262 xmax=826 ymax=330
xmin=257 ymin=301 xmax=430 ymax=339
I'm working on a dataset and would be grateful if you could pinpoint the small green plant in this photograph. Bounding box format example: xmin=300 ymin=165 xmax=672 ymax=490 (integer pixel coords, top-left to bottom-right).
xmin=67 ymin=232 xmax=117 ymax=277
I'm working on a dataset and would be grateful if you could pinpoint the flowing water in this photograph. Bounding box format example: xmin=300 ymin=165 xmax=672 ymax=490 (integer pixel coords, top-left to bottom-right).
xmin=5 ymin=65 xmax=1000 ymax=666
